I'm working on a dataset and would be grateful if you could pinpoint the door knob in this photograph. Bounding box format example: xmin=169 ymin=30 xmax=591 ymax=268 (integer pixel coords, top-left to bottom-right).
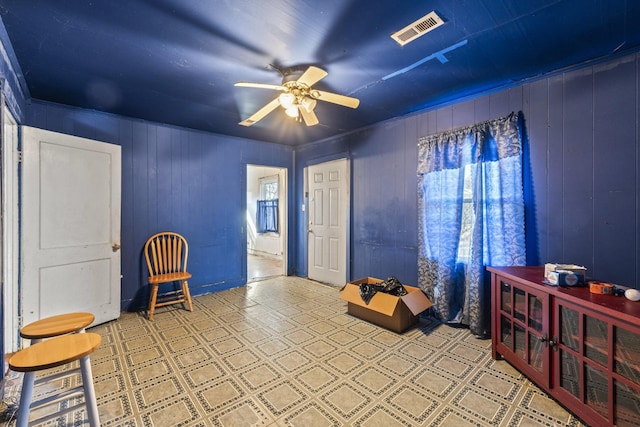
xmin=112 ymin=243 xmax=121 ymax=251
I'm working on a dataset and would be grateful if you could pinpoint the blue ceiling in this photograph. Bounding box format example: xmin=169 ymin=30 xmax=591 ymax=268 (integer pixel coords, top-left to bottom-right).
xmin=0 ymin=1 xmax=638 ymax=145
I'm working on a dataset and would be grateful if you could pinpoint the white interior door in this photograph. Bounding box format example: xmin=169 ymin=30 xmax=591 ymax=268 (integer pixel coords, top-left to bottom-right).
xmin=21 ymin=127 xmax=121 ymax=329
xmin=307 ymin=158 xmax=349 ymax=286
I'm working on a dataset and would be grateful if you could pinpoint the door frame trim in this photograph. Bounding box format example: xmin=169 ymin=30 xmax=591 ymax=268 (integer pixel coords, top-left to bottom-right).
xmin=2 ymin=102 xmax=19 ymax=352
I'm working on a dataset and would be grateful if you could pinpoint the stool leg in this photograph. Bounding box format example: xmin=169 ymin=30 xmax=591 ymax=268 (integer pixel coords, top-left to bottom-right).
xmin=79 ymin=355 xmax=100 ymax=426
xmin=16 ymin=371 xmax=35 ymax=427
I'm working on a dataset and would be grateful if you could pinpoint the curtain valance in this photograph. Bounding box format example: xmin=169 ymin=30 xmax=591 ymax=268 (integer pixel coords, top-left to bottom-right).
xmin=417 ymin=112 xmax=521 ymax=175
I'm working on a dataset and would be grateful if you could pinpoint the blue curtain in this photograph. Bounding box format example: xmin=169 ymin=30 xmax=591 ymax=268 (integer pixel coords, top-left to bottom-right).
xmin=257 ymin=199 xmax=278 ymax=233
xmin=417 ymin=112 xmax=526 ymax=336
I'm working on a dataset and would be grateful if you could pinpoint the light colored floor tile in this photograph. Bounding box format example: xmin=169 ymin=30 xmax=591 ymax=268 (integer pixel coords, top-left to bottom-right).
xmin=1 ymin=276 xmax=584 ymax=427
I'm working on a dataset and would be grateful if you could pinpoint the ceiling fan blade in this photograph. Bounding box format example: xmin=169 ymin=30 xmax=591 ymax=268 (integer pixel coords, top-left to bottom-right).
xmin=313 ymin=90 xmax=360 ymax=108
xmin=297 ymin=66 xmax=328 ymax=87
xmin=235 ymin=82 xmax=285 ymax=91
xmin=239 ymin=98 xmax=280 ymax=126
xmin=299 ymin=107 xmax=319 ymax=126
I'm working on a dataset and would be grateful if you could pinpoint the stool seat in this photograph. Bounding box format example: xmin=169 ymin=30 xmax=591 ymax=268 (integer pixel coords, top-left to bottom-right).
xmin=10 ymin=333 xmax=102 ymax=372
xmin=9 ymin=333 xmax=102 ymax=427
xmin=20 ymin=312 xmax=95 ymax=341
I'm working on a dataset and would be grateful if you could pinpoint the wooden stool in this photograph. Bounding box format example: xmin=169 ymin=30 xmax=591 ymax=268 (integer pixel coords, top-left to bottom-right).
xmin=9 ymin=333 xmax=102 ymax=427
xmin=21 ymin=312 xmax=95 ymax=344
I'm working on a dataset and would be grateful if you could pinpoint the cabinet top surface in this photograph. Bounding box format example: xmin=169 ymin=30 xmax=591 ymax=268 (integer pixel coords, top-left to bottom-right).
xmin=487 ymin=266 xmax=640 ymax=321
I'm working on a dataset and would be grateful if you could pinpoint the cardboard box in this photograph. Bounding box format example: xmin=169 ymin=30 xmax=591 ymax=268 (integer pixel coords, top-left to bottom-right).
xmin=544 ymin=263 xmax=586 ymax=277
xmin=340 ymin=277 xmax=433 ymax=333
xmin=544 ymin=263 xmax=586 ymax=286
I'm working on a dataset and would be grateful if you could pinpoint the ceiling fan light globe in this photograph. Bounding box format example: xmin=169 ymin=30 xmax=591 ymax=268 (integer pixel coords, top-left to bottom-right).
xmin=285 ymin=106 xmax=299 ymax=118
xmin=279 ymin=92 xmax=295 ymax=108
xmin=301 ymin=98 xmax=317 ymax=113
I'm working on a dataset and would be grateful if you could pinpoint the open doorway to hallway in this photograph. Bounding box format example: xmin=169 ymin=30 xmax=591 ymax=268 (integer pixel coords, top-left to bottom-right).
xmin=246 ymin=164 xmax=287 ymax=282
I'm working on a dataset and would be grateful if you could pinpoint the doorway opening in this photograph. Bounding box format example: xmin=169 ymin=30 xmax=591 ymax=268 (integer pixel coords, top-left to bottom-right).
xmin=246 ymin=165 xmax=287 ymax=282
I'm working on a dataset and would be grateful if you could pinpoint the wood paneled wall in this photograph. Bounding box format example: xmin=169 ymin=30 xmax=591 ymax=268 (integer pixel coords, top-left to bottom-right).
xmin=25 ymin=104 xmax=294 ymax=310
xmin=295 ymin=51 xmax=640 ymax=288
xmin=13 ymin=50 xmax=640 ymax=318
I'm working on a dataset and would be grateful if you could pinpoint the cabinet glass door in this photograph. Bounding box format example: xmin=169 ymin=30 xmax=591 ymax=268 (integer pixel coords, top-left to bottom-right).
xmin=584 ymin=315 xmax=609 ymax=419
xmin=500 ymin=282 xmax=513 ymax=349
xmin=527 ymin=293 xmax=544 ymax=371
xmin=497 ymin=279 xmax=548 ymax=386
xmin=613 ymin=326 xmax=640 ymax=427
xmin=556 ymin=301 xmax=640 ymax=426
xmin=557 ymin=304 xmax=611 ymax=420
xmin=558 ymin=305 xmax=580 ymax=398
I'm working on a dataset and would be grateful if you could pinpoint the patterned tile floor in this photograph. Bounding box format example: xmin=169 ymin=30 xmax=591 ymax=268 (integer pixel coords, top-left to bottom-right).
xmin=247 ymin=254 xmax=283 ymax=283
xmin=2 ymin=276 xmax=585 ymax=426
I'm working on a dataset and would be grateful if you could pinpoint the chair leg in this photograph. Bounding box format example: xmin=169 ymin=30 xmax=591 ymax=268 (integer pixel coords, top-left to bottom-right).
xmin=182 ymin=280 xmax=193 ymax=311
xmin=79 ymin=355 xmax=100 ymax=426
xmin=148 ymin=284 xmax=158 ymax=320
xmin=16 ymin=371 xmax=35 ymax=427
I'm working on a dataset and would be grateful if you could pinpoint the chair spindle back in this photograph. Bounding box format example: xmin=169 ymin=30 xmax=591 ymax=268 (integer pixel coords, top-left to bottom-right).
xmin=145 ymin=232 xmax=189 ymax=277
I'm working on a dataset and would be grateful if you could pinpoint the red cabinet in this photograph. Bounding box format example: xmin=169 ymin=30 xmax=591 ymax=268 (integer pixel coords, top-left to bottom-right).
xmin=488 ymin=266 xmax=640 ymax=427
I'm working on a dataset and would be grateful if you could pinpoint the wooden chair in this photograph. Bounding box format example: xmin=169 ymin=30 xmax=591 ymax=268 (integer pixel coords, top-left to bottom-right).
xmin=144 ymin=232 xmax=193 ymax=320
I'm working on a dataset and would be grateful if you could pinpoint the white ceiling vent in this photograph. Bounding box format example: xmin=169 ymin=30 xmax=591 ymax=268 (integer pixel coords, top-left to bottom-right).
xmin=391 ymin=11 xmax=445 ymax=46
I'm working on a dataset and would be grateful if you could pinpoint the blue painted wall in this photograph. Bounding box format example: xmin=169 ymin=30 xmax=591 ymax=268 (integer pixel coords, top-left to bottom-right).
xmin=1 ymin=32 xmax=639 ymax=370
xmin=25 ymin=101 xmax=295 ymax=311
xmin=295 ymin=51 xmax=640 ymax=289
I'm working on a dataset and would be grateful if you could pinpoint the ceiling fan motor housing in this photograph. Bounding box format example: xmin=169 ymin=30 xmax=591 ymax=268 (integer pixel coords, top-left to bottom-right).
xmin=281 ymin=68 xmax=306 ymax=84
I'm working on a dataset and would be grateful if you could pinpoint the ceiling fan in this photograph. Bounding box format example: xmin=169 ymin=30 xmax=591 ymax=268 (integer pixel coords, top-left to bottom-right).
xmin=235 ymin=65 xmax=359 ymax=127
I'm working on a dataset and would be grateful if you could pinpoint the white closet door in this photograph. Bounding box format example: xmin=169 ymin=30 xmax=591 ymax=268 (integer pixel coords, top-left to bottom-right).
xmin=308 ymin=158 xmax=349 ymax=286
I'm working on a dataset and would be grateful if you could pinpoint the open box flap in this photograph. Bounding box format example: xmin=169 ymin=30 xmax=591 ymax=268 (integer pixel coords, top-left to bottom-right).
xmin=400 ymin=287 xmax=433 ymax=315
